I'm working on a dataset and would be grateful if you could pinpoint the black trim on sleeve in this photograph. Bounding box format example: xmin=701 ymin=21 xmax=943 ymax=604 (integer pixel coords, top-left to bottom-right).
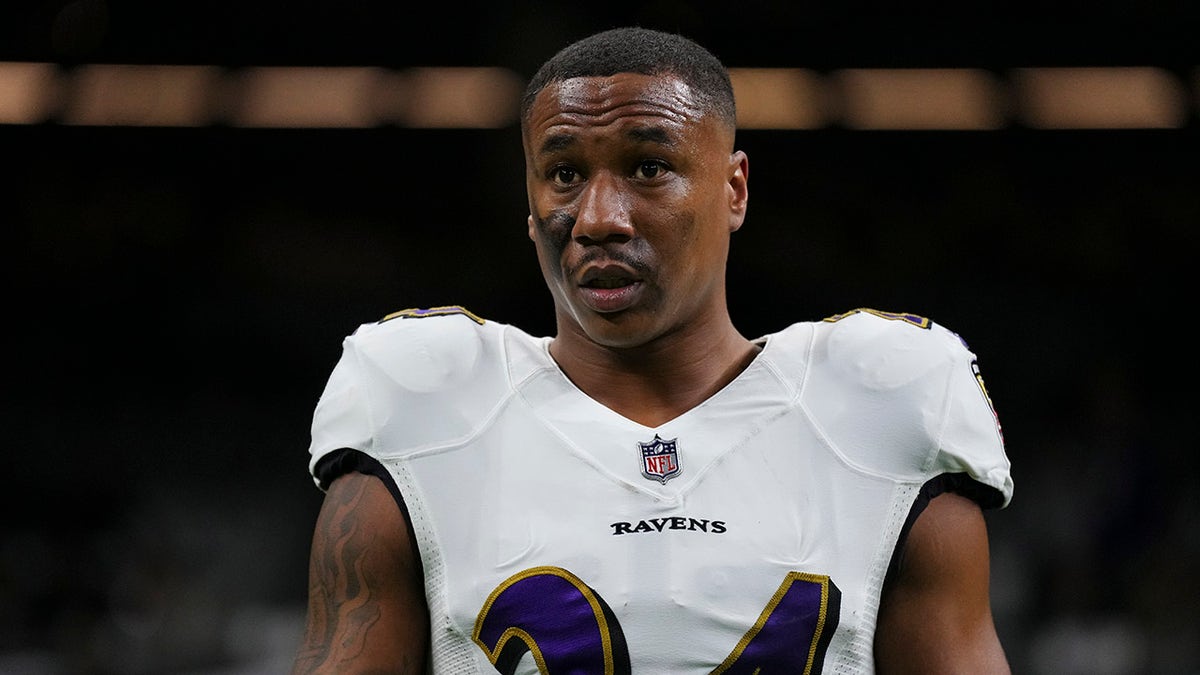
xmin=312 ymin=448 xmax=423 ymax=576
xmin=883 ymin=472 xmax=1004 ymax=590
xmin=314 ymin=447 xmax=376 ymax=491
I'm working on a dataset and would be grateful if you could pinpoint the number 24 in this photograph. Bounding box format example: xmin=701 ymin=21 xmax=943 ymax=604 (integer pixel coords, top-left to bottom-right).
xmin=473 ymin=566 xmax=841 ymax=674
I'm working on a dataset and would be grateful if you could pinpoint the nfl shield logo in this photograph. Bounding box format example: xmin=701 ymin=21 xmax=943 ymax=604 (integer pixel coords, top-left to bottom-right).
xmin=639 ymin=435 xmax=681 ymax=484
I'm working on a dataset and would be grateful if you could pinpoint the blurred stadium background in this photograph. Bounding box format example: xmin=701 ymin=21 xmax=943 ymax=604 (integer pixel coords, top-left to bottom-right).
xmin=3 ymin=1 xmax=1198 ymax=673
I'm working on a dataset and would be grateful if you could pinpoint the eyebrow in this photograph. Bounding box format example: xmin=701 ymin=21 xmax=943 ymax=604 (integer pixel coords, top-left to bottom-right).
xmin=537 ymin=125 xmax=677 ymax=156
xmin=539 ymin=133 xmax=575 ymax=155
xmin=626 ymin=125 xmax=675 ymax=147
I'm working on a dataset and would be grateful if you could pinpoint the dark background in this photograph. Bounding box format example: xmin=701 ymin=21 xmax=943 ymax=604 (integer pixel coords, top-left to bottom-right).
xmin=3 ymin=1 xmax=1199 ymax=673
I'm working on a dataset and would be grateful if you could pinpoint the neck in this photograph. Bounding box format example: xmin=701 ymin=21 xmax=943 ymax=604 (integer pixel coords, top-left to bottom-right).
xmin=549 ymin=318 xmax=760 ymax=427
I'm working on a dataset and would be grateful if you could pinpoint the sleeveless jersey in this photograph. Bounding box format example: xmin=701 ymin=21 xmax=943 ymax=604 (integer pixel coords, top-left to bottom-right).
xmin=307 ymin=306 xmax=1013 ymax=674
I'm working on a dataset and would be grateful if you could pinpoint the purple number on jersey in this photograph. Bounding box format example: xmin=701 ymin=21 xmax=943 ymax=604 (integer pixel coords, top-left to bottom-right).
xmin=474 ymin=567 xmax=840 ymax=674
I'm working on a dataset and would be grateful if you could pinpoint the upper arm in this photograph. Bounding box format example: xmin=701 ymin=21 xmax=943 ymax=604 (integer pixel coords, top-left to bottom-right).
xmin=874 ymin=491 xmax=1010 ymax=675
xmin=292 ymin=471 xmax=430 ymax=675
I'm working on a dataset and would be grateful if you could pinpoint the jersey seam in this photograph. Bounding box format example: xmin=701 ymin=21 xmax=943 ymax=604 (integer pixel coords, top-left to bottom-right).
xmin=924 ymin=349 xmax=961 ymax=475
xmin=347 ymin=332 xmax=379 ymax=458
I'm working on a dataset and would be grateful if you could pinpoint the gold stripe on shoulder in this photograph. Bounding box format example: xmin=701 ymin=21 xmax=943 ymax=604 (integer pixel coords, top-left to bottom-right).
xmin=822 ymin=307 xmax=931 ymax=329
xmin=380 ymin=305 xmax=485 ymax=325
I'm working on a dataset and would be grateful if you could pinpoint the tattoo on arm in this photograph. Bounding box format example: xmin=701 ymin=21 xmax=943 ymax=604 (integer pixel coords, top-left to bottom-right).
xmin=294 ymin=475 xmax=420 ymax=674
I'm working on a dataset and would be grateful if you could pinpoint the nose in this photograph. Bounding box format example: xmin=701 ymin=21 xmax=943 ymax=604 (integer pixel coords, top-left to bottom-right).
xmin=572 ymin=173 xmax=634 ymax=243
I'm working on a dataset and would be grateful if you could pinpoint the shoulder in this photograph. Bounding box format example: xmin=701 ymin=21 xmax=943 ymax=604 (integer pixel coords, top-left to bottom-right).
xmin=812 ymin=307 xmax=973 ymax=389
xmin=761 ymin=307 xmax=974 ymax=390
xmin=345 ymin=305 xmax=507 ymax=393
xmin=315 ymin=304 xmax=548 ymax=459
xmin=309 ymin=306 xmax=522 ymax=483
xmin=795 ymin=308 xmax=1001 ymax=482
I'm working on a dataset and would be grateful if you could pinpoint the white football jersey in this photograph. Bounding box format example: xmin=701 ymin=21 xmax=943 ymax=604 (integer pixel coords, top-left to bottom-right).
xmin=308 ymin=306 xmax=1013 ymax=674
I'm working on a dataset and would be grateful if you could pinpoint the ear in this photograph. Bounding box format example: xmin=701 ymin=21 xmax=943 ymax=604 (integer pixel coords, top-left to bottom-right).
xmin=527 ymin=214 xmax=536 ymax=241
xmin=727 ymin=150 xmax=749 ymax=233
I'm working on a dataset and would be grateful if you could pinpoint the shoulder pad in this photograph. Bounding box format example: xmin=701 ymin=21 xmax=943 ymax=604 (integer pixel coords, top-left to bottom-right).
xmin=817 ymin=308 xmax=967 ymax=390
xmin=352 ymin=305 xmax=491 ymax=393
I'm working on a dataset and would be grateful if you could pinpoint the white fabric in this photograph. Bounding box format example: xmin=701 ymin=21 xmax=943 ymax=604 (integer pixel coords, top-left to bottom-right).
xmin=308 ymin=307 xmax=1013 ymax=673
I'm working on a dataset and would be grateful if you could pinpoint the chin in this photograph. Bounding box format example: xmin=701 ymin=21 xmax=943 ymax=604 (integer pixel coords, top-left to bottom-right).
xmin=578 ymin=315 xmax=663 ymax=350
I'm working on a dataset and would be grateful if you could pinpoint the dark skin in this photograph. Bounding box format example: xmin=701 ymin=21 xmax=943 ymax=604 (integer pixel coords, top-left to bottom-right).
xmin=291 ymin=471 xmax=428 ymax=674
xmin=292 ymin=72 xmax=1010 ymax=674
xmin=523 ymin=72 xmax=756 ymax=426
xmin=875 ymin=492 xmax=1011 ymax=674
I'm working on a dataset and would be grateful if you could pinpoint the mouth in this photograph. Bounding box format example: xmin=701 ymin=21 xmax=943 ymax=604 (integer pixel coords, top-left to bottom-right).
xmin=577 ymin=265 xmax=644 ymax=312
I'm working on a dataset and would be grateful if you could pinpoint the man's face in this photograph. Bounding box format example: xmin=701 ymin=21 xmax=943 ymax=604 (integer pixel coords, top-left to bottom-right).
xmin=522 ymin=72 xmax=748 ymax=350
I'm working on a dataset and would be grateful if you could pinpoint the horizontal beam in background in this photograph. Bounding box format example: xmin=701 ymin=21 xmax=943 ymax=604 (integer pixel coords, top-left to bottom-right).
xmin=0 ymin=62 xmax=1195 ymax=130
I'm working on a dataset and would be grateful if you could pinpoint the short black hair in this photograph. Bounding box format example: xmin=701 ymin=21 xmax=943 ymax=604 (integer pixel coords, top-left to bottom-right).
xmin=520 ymin=26 xmax=736 ymax=131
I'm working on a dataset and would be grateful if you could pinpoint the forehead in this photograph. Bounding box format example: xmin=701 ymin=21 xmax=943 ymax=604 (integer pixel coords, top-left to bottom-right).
xmin=524 ymin=72 xmax=709 ymax=143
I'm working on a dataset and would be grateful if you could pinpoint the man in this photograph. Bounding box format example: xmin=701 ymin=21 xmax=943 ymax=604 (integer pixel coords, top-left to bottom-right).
xmin=292 ymin=26 xmax=1014 ymax=674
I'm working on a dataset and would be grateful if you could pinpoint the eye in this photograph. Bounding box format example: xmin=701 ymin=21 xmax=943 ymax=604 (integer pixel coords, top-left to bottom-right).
xmin=550 ymin=166 xmax=581 ymax=187
xmin=634 ymin=160 xmax=668 ymax=180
